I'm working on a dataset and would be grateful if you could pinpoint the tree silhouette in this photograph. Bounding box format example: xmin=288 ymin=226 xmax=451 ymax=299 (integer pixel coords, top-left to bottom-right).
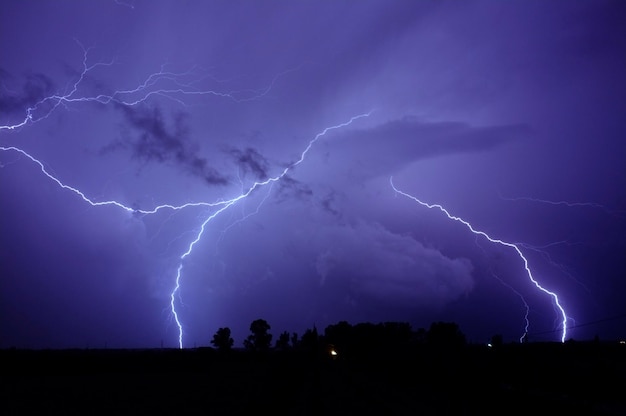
xmin=324 ymin=321 xmax=352 ymax=349
xmin=427 ymin=321 xmax=466 ymax=348
xmin=381 ymin=321 xmax=412 ymax=349
xmin=244 ymin=319 xmax=272 ymax=351
xmin=299 ymin=326 xmax=319 ymax=353
xmin=413 ymin=327 xmax=428 ymax=344
xmin=323 ymin=321 xmax=413 ymax=357
xmin=490 ymin=334 xmax=503 ymax=348
xmin=211 ymin=327 xmax=234 ymax=352
xmin=275 ymin=331 xmax=290 ymax=350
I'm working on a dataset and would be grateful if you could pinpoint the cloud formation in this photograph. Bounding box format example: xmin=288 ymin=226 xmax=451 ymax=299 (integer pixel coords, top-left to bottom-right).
xmin=105 ymin=105 xmax=229 ymax=185
xmin=313 ymin=221 xmax=475 ymax=308
xmin=228 ymin=147 xmax=269 ymax=180
xmin=322 ymin=117 xmax=531 ymax=181
xmin=0 ymin=70 xmax=55 ymax=116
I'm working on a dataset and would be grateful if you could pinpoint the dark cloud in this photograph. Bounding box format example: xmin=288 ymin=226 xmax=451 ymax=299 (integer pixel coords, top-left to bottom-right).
xmin=319 ymin=190 xmax=341 ymax=218
xmin=228 ymin=147 xmax=269 ymax=180
xmin=0 ymin=69 xmax=55 ymax=115
xmin=105 ymin=104 xmax=229 ymax=185
xmin=2 ymin=0 xmax=624 ymax=348
xmin=320 ymin=117 xmax=531 ymax=181
xmin=350 ymin=116 xmax=528 ymax=159
xmin=313 ymin=221 xmax=475 ymax=307
xmin=275 ymin=174 xmax=313 ymax=202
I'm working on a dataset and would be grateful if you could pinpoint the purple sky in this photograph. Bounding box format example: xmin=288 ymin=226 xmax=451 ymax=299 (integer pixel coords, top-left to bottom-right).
xmin=1 ymin=0 xmax=625 ymax=349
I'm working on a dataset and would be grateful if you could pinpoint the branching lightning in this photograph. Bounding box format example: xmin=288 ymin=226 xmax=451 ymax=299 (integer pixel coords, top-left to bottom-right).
xmin=490 ymin=271 xmax=530 ymax=343
xmin=167 ymin=112 xmax=371 ymax=347
xmin=216 ymin=183 xmax=274 ymax=248
xmin=1 ymin=41 xmax=292 ymax=133
xmin=472 ymin=236 xmax=531 ymax=342
xmin=2 ymin=110 xmax=370 ymax=347
xmin=2 ymin=121 xmax=371 ymax=348
xmin=390 ymin=177 xmax=568 ymax=342
xmin=499 ymin=193 xmax=626 ymax=217
xmin=514 ymin=241 xmax=592 ymax=296
xmin=1 ymin=42 xmax=371 ymax=348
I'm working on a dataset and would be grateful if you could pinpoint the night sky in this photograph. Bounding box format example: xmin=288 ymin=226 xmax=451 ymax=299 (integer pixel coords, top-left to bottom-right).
xmin=1 ymin=0 xmax=625 ymax=349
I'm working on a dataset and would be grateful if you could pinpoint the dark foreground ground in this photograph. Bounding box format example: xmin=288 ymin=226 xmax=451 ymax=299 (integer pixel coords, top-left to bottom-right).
xmin=1 ymin=342 xmax=625 ymax=415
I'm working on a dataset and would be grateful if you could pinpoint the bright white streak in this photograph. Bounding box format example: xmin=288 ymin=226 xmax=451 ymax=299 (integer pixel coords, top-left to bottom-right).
xmin=390 ymin=177 xmax=567 ymax=342
xmin=167 ymin=111 xmax=373 ymax=348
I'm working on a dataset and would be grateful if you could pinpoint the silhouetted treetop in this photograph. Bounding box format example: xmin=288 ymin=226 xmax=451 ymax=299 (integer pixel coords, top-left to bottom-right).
xmin=275 ymin=331 xmax=290 ymax=350
xmin=244 ymin=319 xmax=272 ymax=351
xmin=324 ymin=321 xmax=413 ymax=357
xmin=427 ymin=321 xmax=466 ymax=348
xmin=211 ymin=327 xmax=234 ymax=352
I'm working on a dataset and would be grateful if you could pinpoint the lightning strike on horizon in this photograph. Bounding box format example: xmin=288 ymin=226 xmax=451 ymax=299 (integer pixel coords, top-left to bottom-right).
xmin=170 ymin=200 xmax=238 ymax=348
xmin=471 ymin=235 xmax=531 ymax=342
xmin=1 ymin=40 xmax=372 ymax=348
xmin=2 ymin=114 xmax=371 ymax=348
xmin=490 ymin=271 xmax=530 ymax=343
xmin=390 ymin=177 xmax=568 ymax=343
xmin=168 ymin=112 xmax=371 ymax=348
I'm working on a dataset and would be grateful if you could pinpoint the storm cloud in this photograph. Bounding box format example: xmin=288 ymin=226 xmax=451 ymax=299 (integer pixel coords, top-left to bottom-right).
xmin=313 ymin=221 xmax=474 ymax=307
xmin=1 ymin=0 xmax=624 ymax=349
xmin=0 ymin=70 xmax=55 ymax=117
xmin=227 ymin=147 xmax=269 ymax=180
xmin=105 ymin=104 xmax=229 ymax=185
xmin=321 ymin=117 xmax=531 ymax=181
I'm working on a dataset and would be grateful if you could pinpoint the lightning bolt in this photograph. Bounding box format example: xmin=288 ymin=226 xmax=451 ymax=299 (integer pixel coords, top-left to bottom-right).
xmin=1 ymin=114 xmax=371 ymax=348
xmin=1 ymin=41 xmax=372 ymax=348
xmin=514 ymin=241 xmax=592 ymax=296
xmin=168 ymin=112 xmax=372 ymax=348
xmin=390 ymin=177 xmax=568 ymax=342
xmin=0 ymin=145 xmax=267 ymax=216
xmin=490 ymin=271 xmax=530 ymax=343
xmin=216 ymin=183 xmax=274 ymax=249
xmin=471 ymin=236 xmax=531 ymax=343
xmin=1 ymin=41 xmax=292 ymax=133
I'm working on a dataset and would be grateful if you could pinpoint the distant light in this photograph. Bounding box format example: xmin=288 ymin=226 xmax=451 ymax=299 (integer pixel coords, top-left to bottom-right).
xmin=487 ymin=343 xmax=493 ymax=348
xmin=330 ymin=348 xmax=338 ymax=356
xmin=620 ymin=340 xmax=625 ymax=345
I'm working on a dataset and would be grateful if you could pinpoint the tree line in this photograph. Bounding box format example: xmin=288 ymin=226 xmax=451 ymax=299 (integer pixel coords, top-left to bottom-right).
xmin=211 ymin=319 xmax=467 ymax=355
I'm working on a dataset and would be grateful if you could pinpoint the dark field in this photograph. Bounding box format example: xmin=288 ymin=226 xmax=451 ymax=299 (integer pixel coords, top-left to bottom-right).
xmin=2 ymin=342 xmax=625 ymax=415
